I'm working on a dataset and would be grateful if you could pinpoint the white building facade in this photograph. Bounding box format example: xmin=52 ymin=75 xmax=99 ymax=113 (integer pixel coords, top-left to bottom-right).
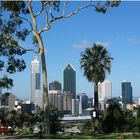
xmin=30 ymin=57 xmax=43 ymax=108
xmin=98 ymin=80 xmax=112 ymax=101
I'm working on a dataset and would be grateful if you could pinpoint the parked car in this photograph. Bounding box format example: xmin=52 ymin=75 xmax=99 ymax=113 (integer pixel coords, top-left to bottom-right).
xmin=0 ymin=124 xmax=13 ymax=135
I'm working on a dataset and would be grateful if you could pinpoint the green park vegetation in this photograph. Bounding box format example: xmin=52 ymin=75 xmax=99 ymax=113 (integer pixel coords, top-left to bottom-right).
xmin=0 ymin=103 xmax=140 ymax=139
xmin=13 ymin=132 xmax=140 ymax=139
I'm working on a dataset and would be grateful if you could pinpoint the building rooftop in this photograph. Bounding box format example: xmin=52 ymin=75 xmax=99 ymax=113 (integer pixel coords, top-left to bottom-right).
xmin=62 ymin=115 xmax=91 ymax=121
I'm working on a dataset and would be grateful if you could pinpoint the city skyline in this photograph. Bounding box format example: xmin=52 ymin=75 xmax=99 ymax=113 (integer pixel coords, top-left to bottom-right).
xmin=2 ymin=1 xmax=140 ymax=99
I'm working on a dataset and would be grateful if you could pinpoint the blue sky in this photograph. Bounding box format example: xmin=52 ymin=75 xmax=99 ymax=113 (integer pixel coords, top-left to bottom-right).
xmin=4 ymin=1 xmax=140 ymax=99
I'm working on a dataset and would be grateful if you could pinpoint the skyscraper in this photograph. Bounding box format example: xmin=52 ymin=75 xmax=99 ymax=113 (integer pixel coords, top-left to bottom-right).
xmin=122 ymin=81 xmax=133 ymax=104
xmin=30 ymin=57 xmax=43 ymax=108
xmin=77 ymin=93 xmax=88 ymax=109
xmin=98 ymin=80 xmax=112 ymax=101
xmin=48 ymin=90 xmax=63 ymax=111
xmin=63 ymin=92 xmax=72 ymax=113
xmin=63 ymin=64 xmax=76 ymax=98
xmin=48 ymin=90 xmax=72 ymax=113
xmin=0 ymin=88 xmax=2 ymax=94
xmin=72 ymin=99 xmax=79 ymax=115
xmin=49 ymin=81 xmax=62 ymax=90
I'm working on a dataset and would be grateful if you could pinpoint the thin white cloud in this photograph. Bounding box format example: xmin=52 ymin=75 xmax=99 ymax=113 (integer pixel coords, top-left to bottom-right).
xmin=127 ymin=64 xmax=134 ymax=69
xmin=73 ymin=39 xmax=110 ymax=49
xmin=73 ymin=39 xmax=92 ymax=49
xmin=95 ymin=41 xmax=110 ymax=48
xmin=128 ymin=37 xmax=140 ymax=45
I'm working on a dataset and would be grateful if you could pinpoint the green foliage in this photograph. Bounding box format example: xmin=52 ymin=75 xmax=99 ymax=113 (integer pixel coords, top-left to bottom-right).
xmin=80 ymin=43 xmax=113 ymax=110
xmin=123 ymin=110 xmax=136 ymax=132
xmin=95 ymin=1 xmax=121 ymax=14
xmin=137 ymin=107 xmax=140 ymax=130
xmin=102 ymin=103 xmax=123 ymax=133
xmin=0 ymin=75 xmax=13 ymax=89
xmin=0 ymin=1 xmax=29 ymax=14
xmin=32 ymin=35 xmax=39 ymax=46
xmin=0 ymin=1 xmax=29 ymax=89
xmin=80 ymin=43 xmax=113 ymax=83
xmin=46 ymin=104 xmax=63 ymax=134
xmin=80 ymin=121 xmax=93 ymax=135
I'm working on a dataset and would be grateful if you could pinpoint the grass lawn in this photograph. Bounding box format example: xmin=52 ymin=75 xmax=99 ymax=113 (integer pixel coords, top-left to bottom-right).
xmin=15 ymin=133 xmax=140 ymax=139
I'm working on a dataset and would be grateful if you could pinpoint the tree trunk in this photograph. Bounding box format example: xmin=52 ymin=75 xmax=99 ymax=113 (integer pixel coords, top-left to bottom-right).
xmin=94 ymin=82 xmax=99 ymax=111
xmin=35 ymin=33 xmax=50 ymax=133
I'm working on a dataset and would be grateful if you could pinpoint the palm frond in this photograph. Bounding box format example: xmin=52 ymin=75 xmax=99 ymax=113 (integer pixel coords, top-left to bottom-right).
xmin=80 ymin=43 xmax=113 ymax=83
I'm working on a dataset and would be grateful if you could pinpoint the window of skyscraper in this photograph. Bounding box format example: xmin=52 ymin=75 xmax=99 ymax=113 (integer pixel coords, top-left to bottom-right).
xmin=35 ymin=73 xmax=40 ymax=89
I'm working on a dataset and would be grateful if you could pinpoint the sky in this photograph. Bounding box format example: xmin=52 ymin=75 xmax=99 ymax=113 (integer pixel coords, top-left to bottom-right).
xmin=3 ymin=1 xmax=140 ymax=99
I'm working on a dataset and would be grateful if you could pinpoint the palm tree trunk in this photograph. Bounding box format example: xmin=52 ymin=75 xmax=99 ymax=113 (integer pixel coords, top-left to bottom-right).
xmin=35 ymin=33 xmax=50 ymax=133
xmin=94 ymin=82 xmax=99 ymax=111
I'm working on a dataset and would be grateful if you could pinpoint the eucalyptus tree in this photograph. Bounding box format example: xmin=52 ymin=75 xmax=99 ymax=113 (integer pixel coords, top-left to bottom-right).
xmin=80 ymin=43 xmax=113 ymax=111
xmin=0 ymin=1 xmax=31 ymax=89
xmin=0 ymin=1 xmax=120 ymax=132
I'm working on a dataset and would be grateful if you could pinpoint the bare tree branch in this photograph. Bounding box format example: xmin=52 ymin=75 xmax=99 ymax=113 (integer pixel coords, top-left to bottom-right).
xmin=63 ymin=1 xmax=70 ymax=16
xmin=35 ymin=2 xmax=44 ymax=17
xmin=35 ymin=1 xmax=49 ymax=17
xmin=18 ymin=45 xmax=38 ymax=54
xmin=2 ymin=34 xmax=38 ymax=54
xmin=39 ymin=5 xmax=50 ymax=34
xmin=49 ymin=2 xmax=54 ymax=20
xmin=28 ymin=0 xmax=38 ymax=33
xmin=63 ymin=1 xmax=95 ymax=19
xmin=45 ymin=7 xmax=49 ymax=25
xmin=48 ymin=1 xmax=96 ymax=24
xmin=38 ymin=1 xmax=96 ymax=34
xmin=4 ymin=40 xmax=38 ymax=54
xmin=18 ymin=15 xmax=33 ymax=34
xmin=39 ymin=24 xmax=51 ymax=34
xmin=34 ymin=1 xmax=113 ymax=35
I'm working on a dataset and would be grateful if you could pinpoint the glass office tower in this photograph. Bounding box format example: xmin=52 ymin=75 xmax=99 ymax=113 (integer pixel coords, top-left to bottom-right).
xmin=63 ymin=64 xmax=76 ymax=99
xmin=122 ymin=81 xmax=133 ymax=104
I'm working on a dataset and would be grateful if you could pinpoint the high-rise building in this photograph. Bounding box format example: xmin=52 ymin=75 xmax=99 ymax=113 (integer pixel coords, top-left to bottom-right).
xmin=49 ymin=81 xmax=62 ymax=90
xmin=63 ymin=64 xmax=76 ymax=99
xmin=48 ymin=90 xmax=72 ymax=113
xmin=0 ymin=88 xmax=2 ymax=94
xmin=77 ymin=93 xmax=88 ymax=109
xmin=72 ymin=99 xmax=79 ymax=115
xmin=48 ymin=90 xmax=63 ymax=111
xmin=63 ymin=92 xmax=72 ymax=113
xmin=30 ymin=57 xmax=43 ymax=108
xmin=98 ymin=80 xmax=112 ymax=101
xmin=138 ymin=98 xmax=140 ymax=106
xmin=0 ymin=92 xmax=15 ymax=112
xmin=122 ymin=81 xmax=133 ymax=104
xmin=79 ymin=95 xmax=82 ymax=115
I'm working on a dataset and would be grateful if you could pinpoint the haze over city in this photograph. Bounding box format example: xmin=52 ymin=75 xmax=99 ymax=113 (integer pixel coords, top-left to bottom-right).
xmin=3 ymin=1 xmax=140 ymax=99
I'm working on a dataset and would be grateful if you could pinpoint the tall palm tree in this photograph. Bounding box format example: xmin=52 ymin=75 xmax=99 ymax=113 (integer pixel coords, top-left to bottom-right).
xmin=80 ymin=43 xmax=113 ymax=111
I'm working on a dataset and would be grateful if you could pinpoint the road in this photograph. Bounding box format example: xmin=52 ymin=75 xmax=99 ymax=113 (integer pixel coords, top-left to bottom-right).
xmin=0 ymin=135 xmax=27 ymax=139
